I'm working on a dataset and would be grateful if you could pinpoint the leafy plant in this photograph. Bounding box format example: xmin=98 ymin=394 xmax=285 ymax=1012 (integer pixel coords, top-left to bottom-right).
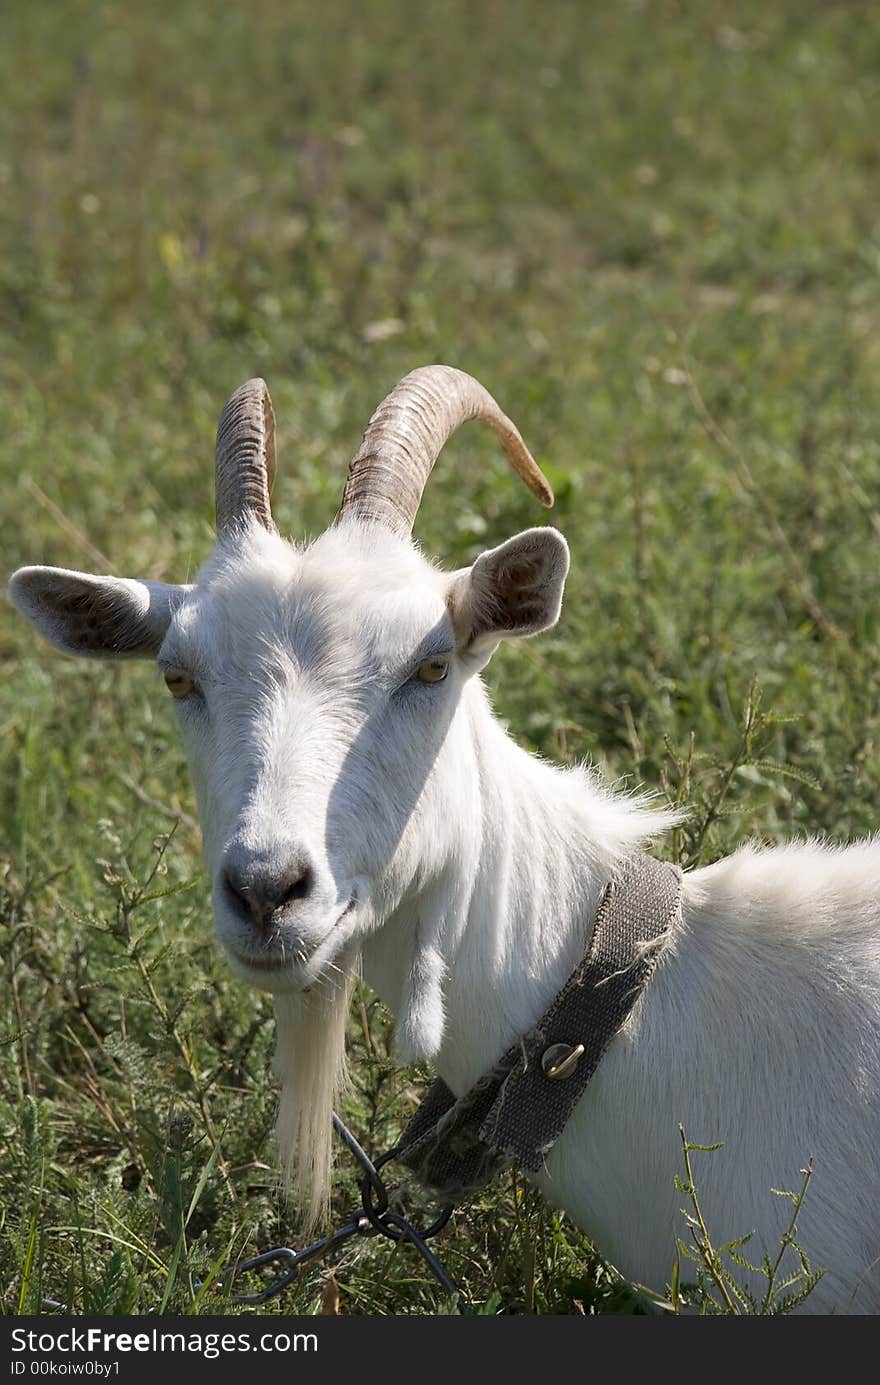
xmin=673 ymin=1126 xmax=824 ymax=1315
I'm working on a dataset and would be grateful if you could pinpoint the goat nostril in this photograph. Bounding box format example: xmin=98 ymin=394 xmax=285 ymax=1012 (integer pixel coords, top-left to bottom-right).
xmin=278 ymin=867 xmax=313 ymax=908
xmin=221 ymin=862 xmax=313 ymax=928
xmin=222 ymin=869 xmax=252 ymax=919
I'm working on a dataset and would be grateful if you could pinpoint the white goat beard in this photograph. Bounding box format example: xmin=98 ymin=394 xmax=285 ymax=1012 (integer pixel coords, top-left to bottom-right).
xmin=273 ymin=963 xmax=356 ymax=1231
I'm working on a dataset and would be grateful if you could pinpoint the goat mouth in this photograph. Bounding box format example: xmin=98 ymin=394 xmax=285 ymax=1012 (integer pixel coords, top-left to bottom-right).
xmin=236 ymin=952 xmax=290 ymax=971
xmin=228 ymin=896 xmax=357 ymax=974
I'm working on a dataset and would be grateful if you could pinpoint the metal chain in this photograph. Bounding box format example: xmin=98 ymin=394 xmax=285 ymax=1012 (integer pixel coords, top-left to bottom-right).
xmin=218 ymin=1113 xmax=466 ymax=1311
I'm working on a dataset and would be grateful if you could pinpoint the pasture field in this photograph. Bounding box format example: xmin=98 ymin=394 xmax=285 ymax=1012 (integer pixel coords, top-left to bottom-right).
xmin=2 ymin=0 xmax=880 ymax=1314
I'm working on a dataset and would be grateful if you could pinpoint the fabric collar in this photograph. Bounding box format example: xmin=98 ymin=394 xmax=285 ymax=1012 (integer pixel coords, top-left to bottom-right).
xmin=392 ymin=851 xmax=683 ymax=1202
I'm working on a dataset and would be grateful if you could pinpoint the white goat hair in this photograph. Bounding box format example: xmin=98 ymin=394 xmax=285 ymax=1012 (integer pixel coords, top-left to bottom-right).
xmin=9 ymin=367 xmax=880 ymax=1313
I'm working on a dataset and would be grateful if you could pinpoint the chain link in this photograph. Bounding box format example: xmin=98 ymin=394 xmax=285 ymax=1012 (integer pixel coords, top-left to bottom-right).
xmin=217 ymin=1112 xmax=465 ymax=1311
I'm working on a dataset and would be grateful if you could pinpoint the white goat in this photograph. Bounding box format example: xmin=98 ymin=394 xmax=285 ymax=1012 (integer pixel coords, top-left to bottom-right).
xmin=9 ymin=367 xmax=880 ymax=1313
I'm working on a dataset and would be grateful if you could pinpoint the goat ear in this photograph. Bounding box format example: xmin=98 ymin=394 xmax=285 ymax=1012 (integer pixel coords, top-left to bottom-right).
xmin=449 ymin=527 xmax=570 ymax=664
xmin=8 ymin=566 xmax=188 ymax=659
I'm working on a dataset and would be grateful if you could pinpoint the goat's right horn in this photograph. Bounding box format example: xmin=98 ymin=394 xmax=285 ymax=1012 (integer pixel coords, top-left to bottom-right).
xmin=336 ymin=365 xmax=554 ymax=536
xmin=214 ymin=378 xmax=277 ymax=535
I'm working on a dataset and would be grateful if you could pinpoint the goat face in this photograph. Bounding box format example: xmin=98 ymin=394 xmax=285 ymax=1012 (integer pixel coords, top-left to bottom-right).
xmin=8 ymin=370 xmax=567 ymax=996
xmin=158 ymin=519 xmax=474 ymax=992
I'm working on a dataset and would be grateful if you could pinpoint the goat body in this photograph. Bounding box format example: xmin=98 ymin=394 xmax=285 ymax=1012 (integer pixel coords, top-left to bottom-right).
xmin=362 ymin=687 xmax=880 ymax=1312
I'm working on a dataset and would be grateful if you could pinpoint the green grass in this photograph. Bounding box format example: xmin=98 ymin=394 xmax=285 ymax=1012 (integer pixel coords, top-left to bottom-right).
xmin=2 ymin=0 xmax=879 ymax=1314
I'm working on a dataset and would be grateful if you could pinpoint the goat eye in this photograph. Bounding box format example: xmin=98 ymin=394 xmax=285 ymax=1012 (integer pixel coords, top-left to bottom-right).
xmin=416 ymin=656 xmax=449 ymax=684
xmin=163 ymin=669 xmax=195 ymax=699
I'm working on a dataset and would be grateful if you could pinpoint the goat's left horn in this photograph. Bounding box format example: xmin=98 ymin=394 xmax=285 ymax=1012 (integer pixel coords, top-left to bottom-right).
xmin=214 ymin=378 xmax=277 ymax=535
xmin=336 ymin=365 xmax=554 ymax=536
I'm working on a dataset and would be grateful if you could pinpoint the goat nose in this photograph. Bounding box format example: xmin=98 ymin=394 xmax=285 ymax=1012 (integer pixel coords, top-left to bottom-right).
xmin=221 ymin=854 xmax=314 ymax=930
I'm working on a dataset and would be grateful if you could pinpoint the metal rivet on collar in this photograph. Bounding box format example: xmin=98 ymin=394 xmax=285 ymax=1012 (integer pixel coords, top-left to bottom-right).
xmin=541 ymin=1042 xmax=585 ymax=1081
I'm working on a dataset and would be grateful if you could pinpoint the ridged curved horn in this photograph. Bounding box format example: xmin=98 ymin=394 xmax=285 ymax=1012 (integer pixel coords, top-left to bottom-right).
xmin=214 ymin=378 xmax=277 ymax=535
xmin=337 ymin=365 xmax=554 ymax=535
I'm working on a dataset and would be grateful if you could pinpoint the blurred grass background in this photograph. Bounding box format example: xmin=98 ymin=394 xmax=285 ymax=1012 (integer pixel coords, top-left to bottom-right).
xmin=2 ymin=0 xmax=880 ymax=1314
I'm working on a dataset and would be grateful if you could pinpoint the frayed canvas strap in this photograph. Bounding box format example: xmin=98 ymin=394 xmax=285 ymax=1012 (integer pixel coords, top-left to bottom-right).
xmin=394 ymin=852 xmax=683 ymax=1202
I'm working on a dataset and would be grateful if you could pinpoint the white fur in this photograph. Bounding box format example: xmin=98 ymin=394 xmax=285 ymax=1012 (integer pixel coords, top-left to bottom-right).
xmin=9 ymin=517 xmax=880 ymax=1311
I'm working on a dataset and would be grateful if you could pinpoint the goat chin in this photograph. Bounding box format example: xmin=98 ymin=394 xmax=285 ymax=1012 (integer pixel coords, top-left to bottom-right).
xmin=273 ymin=962 xmax=357 ymax=1231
